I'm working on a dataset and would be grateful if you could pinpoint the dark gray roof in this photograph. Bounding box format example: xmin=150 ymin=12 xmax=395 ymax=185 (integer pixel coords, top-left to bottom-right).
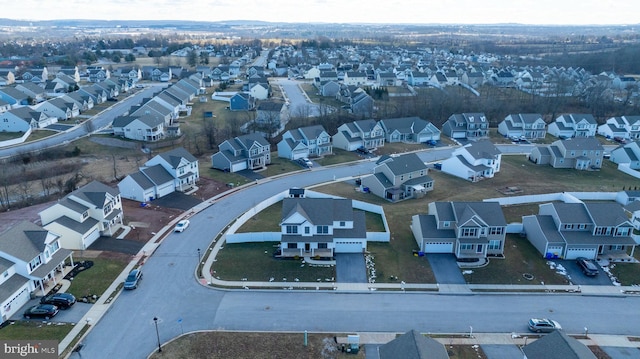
xmin=463 ymin=140 xmax=501 ymax=159
xmin=0 ymin=221 xmax=54 ymax=261
xmin=141 ymin=164 xmax=174 ymax=185
xmin=557 ymin=137 xmax=603 ymax=151
xmin=156 ymin=147 xmax=197 ymax=167
xmin=532 ymin=215 xmax=566 ymax=244
xmin=451 ymin=202 xmax=507 ymax=227
xmin=298 ymin=125 xmax=327 ymax=140
xmin=522 ymin=330 xmax=596 ymax=359
xmin=53 ymin=216 xmax=99 ymax=235
xmin=282 ymin=198 xmax=353 ymax=225
xmin=584 ymin=202 xmax=630 ymax=227
xmin=378 ymin=153 xmax=428 ymax=175
xmin=379 ymin=330 xmax=449 ymax=359
xmin=0 ymin=273 xmax=29 ymax=304
xmin=415 ymin=214 xmax=456 ymax=240
xmin=69 ymin=181 xmax=119 ymax=209
xmin=550 ymin=203 xmax=592 ymax=224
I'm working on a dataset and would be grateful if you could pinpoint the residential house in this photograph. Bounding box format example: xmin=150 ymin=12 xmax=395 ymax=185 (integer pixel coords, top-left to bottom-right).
xmin=332 ymin=119 xmax=385 ymax=151
xmin=20 ymin=67 xmax=48 ymax=83
xmin=248 ymin=82 xmax=270 ymax=100
xmin=0 ymin=221 xmax=73 ymax=321
xmin=315 ymin=80 xmax=340 ymax=97
xmin=62 ymin=91 xmax=94 ymax=112
xmin=528 ymin=137 xmax=604 ymax=170
xmin=87 ymin=67 xmax=110 ymax=83
xmin=131 ymin=101 xmax=173 ymax=127
xmin=497 ymin=113 xmax=546 ymax=140
xmin=52 ymin=74 xmax=78 ymax=92
xmin=38 ymin=181 xmax=124 ymax=250
xmin=623 ymin=116 xmax=640 ymax=139
xmin=57 ymin=66 xmax=80 ymax=83
xmin=151 ymin=68 xmax=172 ymax=82
xmin=254 ymin=101 xmax=289 ymax=133
xmin=349 ymin=90 xmax=375 ymax=117
xmin=411 ymin=201 xmax=507 ymax=259
xmin=278 ymin=197 xmax=367 ymax=258
xmin=211 ymin=133 xmax=271 ymax=173
xmin=522 ymin=201 xmax=636 ymax=260
xmin=34 ymin=97 xmax=79 ymax=121
xmin=112 ymin=113 xmax=166 ymax=141
xmin=376 ymin=72 xmax=397 ymax=87
xmin=79 ymin=84 xmax=107 ymax=104
xmin=277 ymin=125 xmax=332 ymax=160
xmin=407 ymin=71 xmax=431 ymax=86
xmin=118 ymin=147 xmax=199 ymax=201
xmin=441 ymin=140 xmax=502 ymax=182
xmin=361 ymin=153 xmax=434 ymax=202
xmin=623 ymin=199 xmax=640 ymax=231
xmin=229 ymin=93 xmax=255 ymax=111
xmin=343 ymin=71 xmax=368 ymax=86
xmin=522 ymin=330 xmax=596 ymax=359
xmin=547 ymin=113 xmax=597 ymax=138
xmin=609 ymin=140 xmax=640 ymax=169
xmin=441 ymin=113 xmax=489 ymax=140
xmin=378 ymin=330 xmax=449 ymax=359
xmin=461 ymin=71 xmax=485 ymax=88
xmin=0 ymin=99 xmax=10 ymax=114
xmin=379 ymin=116 xmax=441 ymax=144
xmin=0 ymin=106 xmax=55 ymax=131
xmin=15 ymin=83 xmax=46 ymax=103
xmin=597 ymin=116 xmax=629 ymax=140
xmin=0 ymin=87 xmax=31 ymax=106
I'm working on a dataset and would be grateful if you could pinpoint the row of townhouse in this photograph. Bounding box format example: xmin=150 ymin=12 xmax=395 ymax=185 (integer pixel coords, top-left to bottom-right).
xmin=111 ymin=77 xmax=201 ymax=141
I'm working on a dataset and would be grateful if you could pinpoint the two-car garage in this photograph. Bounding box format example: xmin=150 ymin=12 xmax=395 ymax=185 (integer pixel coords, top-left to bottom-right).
xmin=334 ymin=240 xmax=366 ymax=253
xmin=564 ymin=247 xmax=598 ymax=260
xmin=423 ymin=241 xmax=455 ymax=253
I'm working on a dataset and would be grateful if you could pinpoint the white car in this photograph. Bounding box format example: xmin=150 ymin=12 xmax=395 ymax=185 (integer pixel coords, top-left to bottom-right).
xmin=174 ymin=220 xmax=190 ymax=232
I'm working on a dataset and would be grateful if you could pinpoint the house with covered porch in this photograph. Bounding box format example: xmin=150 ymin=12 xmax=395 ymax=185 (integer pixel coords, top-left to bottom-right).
xmin=0 ymin=221 xmax=74 ymax=321
xmin=279 ymin=197 xmax=367 ymax=258
xmin=360 ymin=153 xmax=434 ymax=202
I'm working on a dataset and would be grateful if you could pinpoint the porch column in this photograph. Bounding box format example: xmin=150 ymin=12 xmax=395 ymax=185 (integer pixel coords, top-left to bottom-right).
xmin=631 ymin=245 xmax=636 ymax=257
xmin=38 ymin=280 xmax=45 ymax=296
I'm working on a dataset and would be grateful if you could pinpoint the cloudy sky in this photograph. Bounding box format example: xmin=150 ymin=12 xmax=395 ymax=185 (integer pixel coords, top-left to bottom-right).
xmin=7 ymin=0 xmax=639 ymax=25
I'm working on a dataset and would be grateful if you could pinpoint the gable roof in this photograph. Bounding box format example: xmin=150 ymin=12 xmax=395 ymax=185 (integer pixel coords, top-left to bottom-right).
xmin=462 ymin=140 xmax=501 ymax=159
xmin=155 ymin=147 xmax=197 ymax=166
xmin=377 ymin=153 xmax=428 ymax=175
xmin=0 ymin=221 xmax=53 ymax=261
xmin=523 ymin=330 xmax=596 ymax=359
xmin=282 ymin=197 xmax=354 ymax=225
xmin=379 ymin=330 xmax=449 ymax=359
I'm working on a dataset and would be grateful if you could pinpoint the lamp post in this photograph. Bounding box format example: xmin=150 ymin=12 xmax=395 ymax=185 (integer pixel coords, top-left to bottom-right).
xmin=153 ymin=317 xmax=162 ymax=352
xmin=197 ymin=248 xmax=201 ymax=263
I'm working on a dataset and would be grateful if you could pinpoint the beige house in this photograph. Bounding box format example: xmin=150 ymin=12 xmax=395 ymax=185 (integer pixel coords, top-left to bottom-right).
xmin=39 ymin=181 xmax=124 ymax=250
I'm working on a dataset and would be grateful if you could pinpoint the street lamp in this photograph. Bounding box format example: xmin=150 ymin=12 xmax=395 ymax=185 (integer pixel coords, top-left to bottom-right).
xmin=197 ymin=248 xmax=201 ymax=263
xmin=153 ymin=316 xmax=162 ymax=352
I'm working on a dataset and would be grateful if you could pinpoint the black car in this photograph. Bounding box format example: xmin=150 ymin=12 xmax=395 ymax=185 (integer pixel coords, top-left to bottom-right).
xmin=24 ymin=304 xmax=59 ymax=319
xmin=576 ymin=257 xmax=599 ymax=276
xmin=40 ymin=292 xmax=76 ymax=309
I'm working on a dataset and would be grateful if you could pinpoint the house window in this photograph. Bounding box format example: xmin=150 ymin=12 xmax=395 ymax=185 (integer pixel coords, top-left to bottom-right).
xmin=28 ymin=256 xmax=42 ymax=272
xmin=488 ymin=240 xmax=501 ymax=250
xmin=461 ymin=228 xmax=478 ymax=237
xmin=2 ymin=270 xmax=8 ymax=278
xmin=489 ymin=227 xmax=504 ymax=235
xmin=318 ymin=243 xmax=328 ymax=249
xmin=317 ymin=225 xmax=329 ymax=234
xmin=443 ymin=222 xmax=450 ymax=227
xmin=304 ymin=227 xmax=310 ymax=234
xmin=460 ymin=244 xmax=473 ymax=250
xmin=287 ymin=243 xmax=297 ymax=249
xmin=339 ymin=221 xmax=345 ymax=227
xmin=286 ymin=225 xmax=298 ymax=234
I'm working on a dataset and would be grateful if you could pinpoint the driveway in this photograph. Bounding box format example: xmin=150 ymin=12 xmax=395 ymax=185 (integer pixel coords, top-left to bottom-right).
xmin=335 ymin=254 xmax=367 ymax=283
xmin=150 ymin=191 xmax=203 ymax=211
xmin=481 ymin=344 xmax=524 ymax=359
xmin=602 ymin=346 xmax=640 ymax=358
xmin=235 ymin=169 xmax=265 ymax=181
xmin=88 ymin=236 xmax=144 ymax=255
xmin=425 ymin=254 xmax=466 ymax=284
xmin=12 ymin=298 xmax=92 ymax=323
xmin=552 ymin=259 xmax=613 ymax=286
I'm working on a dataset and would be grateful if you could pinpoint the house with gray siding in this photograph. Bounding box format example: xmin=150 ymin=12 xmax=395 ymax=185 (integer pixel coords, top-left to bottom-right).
xmin=528 ymin=138 xmax=604 ymax=170
xmin=379 ymin=116 xmax=440 ymax=144
xmin=361 ymin=153 xmax=433 ymax=202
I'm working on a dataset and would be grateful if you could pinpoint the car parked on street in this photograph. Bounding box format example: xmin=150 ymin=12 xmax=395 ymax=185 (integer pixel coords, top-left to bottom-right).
xmin=174 ymin=219 xmax=190 ymax=232
xmin=124 ymin=269 xmax=143 ymax=290
xmin=24 ymin=304 xmax=59 ymax=319
xmin=528 ymin=318 xmax=562 ymax=333
xmin=576 ymin=257 xmax=599 ymax=276
xmin=40 ymin=292 xmax=76 ymax=309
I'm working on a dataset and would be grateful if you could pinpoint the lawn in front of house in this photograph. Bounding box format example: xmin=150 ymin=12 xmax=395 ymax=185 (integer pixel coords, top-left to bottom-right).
xmin=211 ymin=242 xmax=335 ymax=283
xmin=0 ymin=320 xmax=76 ymax=341
xmin=66 ymin=256 xmax=129 ymax=300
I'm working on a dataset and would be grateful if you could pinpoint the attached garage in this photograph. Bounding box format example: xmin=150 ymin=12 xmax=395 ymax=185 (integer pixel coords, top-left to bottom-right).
xmin=423 ymin=241 xmax=454 ymax=253
xmin=565 ymin=247 xmax=597 ymax=260
xmin=451 ymin=131 xmax=466 ymax=139
xmin=544 ymin=245 xmax=563 ymax=259
xmin=83 ymin=227 xmax=101 ymax=248
xmin=334 ymin=240 xmax=364 ymax=253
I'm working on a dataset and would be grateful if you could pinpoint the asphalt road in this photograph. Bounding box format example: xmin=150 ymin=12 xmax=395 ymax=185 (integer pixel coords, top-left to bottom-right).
xmin=69 ymin=161 xmax=640 ymax=359
xmin=274 ymin=78 xmax=323 ymax=117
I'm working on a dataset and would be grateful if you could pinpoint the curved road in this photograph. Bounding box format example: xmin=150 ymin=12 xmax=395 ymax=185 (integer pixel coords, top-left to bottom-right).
xmin=71 ymin=159 xmax=640 ymax=359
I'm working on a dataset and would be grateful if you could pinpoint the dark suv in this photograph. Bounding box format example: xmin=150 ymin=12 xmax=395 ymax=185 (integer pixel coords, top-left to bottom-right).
xmin=40 ymin=292 xmax=76 ymax=309
xmin=576 ymin=257 xmax=599 ymax=276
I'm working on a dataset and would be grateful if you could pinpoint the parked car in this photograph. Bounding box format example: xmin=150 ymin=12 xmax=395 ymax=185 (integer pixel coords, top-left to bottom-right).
xmin=356 ymin=147 xmax=370 ymax=155
xmin=24 ymin=304 xmax=59 ymax=319
xmin=174 ymin=220 xmax=190 ymax=232
xmin=300 ymin=158 xmax=313 ymax=167
xmin=576 ymin=257 xmax=599 ymax=276
xmin=124 ymin=269 xmax=143 ymax=290
xmin=40 ymin=292 xmax=76 ymax=309
xmin=528 ymin=318 xmax=562 ymax=333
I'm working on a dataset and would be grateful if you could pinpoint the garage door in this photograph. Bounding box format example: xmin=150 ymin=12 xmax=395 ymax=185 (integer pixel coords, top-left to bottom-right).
xmin=335 ymin=241 xmax=363 ymax=253
xmin=424 ymin=242 xmax=454 ymax=253
xmin=452 ymin=131 xmax=466 ymax=139
xmin=84 ymin=228 xmax=101 ymax=248
xmin=565 ymin=247 xmax=597 ymax=260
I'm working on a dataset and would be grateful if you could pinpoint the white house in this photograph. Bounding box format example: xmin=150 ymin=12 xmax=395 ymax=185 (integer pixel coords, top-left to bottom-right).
xmin=39 ymin=181 xmax=123 ymax=250
xmin=547 ymin=113 xmax=597 ymax=138
xmin=440 ymin=140 xmax=502 ymax=182
xmin=277 ymin=125 xmax=332 ymax=160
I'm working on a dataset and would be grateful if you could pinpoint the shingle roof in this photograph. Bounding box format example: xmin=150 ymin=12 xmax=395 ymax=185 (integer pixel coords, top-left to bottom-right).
xmin=379 ymin=330 xmax=449 ymax=359
xmin=522 ymin=330 xmax=596 ymax=359
xmin=0 ymin=221 xmax=53 ymax=261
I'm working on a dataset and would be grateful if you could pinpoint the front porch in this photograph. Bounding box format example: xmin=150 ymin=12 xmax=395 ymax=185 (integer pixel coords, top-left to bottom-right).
xmin=281 ymin=248 xmax=333 ymax=259
xmin=30 ymin=262 xmax=75 ymax=298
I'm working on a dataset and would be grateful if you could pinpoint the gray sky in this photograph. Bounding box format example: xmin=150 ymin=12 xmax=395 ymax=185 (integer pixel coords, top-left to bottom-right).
xmin=7 ymin=0 xmax=639 ymax=25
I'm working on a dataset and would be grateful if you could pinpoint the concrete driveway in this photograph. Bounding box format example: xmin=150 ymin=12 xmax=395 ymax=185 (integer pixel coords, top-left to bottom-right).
xmin=481 ymin=344 xmax=524 ymax=359
xmin=13 ymin=298 xmax=92 ymax=323
xmin=88 ymin=236 xmax=144 ymax=255
xmin=425 ymin=254 xmax=466 ymax=284
xmin=335 ymin=254 xmax=367 ymax=283
xmin=150 ymin=191 xmax=203 ymax=211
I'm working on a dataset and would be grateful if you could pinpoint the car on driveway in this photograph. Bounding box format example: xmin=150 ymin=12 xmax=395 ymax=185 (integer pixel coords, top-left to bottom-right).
xmin=40 ymin=292 xmax=76 ymax=309
xmin=174 ymin=219 xmax=190 ymax=232
xmin=528 ymin=318 xmax=562 ymax=333
xmin=576 ymin=257 xmax=599 ymax=276
xmin=124 ymin=269 xmax=143 ymax=290
xmin=24 ymin=304 xmax=59 ymax=319
xmin=298 ymin=158 xmax=313 ymax=168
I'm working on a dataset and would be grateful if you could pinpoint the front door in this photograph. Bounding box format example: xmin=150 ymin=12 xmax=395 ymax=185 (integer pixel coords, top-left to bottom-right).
xmin=305 ymin=243 xmax=310 ymax=252
xmin=476 ymin=244 xmax=483 ymax=253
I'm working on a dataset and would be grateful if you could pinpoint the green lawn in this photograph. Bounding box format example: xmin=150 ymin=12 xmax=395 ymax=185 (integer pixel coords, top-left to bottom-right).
xmin=211 ymin=242 xmax=335 ymax=282
xmin=66 ymin=257 xmax=129 ymax=300
xmin=0 ymin=321 xmax=76 ymax=340
xmin=609 ymin=251 xmax=640 ymax=286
